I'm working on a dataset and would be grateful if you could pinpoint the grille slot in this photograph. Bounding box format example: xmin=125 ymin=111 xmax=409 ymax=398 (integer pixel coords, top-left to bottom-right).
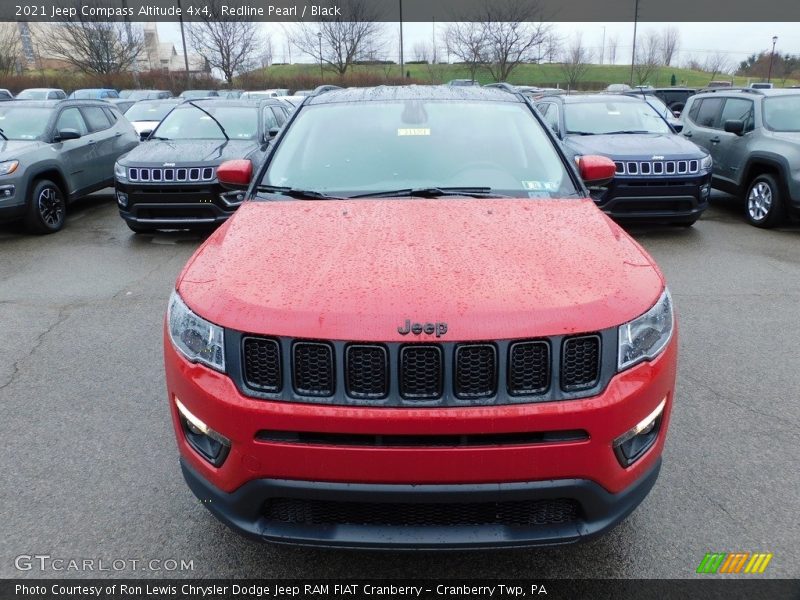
xmin=265 ymin=497 xmax=581 ymax=527
xmin=127 ymin=166 xmax=216 ymax=182
xmin=345 ymin=345 xmax=389 ymax=399
xmin=399 ymin=345 xmax=443 ymax=400
xmin=616 ymin=160 xmax=701 ymax=177
xmin=242 ymin=337 xmax=281 ymax=392
xmin=454 ymin=344 xmax=497 ymax=399
xmin=508 ymin=341 xmax=550 ymax=395
xmin=293 ymin=342 xmax=335 ymax=397
xmin=561 ymin=335 xmax=601 ymax=391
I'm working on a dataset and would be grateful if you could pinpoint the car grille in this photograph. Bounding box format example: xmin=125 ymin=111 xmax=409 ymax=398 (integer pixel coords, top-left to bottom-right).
xmin=264 ymin=497 xmax=581 ymax=527
xmin=614 ymin=159 xmax=699 ymax=176
xmin=127 ymin=166 xmax=215 ymax=182
xmin=237 ymin=333 xmax=606 ymax=406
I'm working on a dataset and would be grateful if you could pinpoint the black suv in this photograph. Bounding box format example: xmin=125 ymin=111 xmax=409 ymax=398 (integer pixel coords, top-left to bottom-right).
xmin=681 ymin=88 xmax=800 ymax=227
xmin=114 ymin=98 xmax=290 ymax=232
xmin=639 ymin=88 xmax=696 ymax=115
xmin=535 ymin=93 xmax=712 ymax=225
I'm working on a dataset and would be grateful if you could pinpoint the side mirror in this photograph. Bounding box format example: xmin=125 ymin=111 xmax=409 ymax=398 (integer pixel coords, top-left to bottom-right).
xmin=577 ymin=155 xmax=616 ymax=186
xmin=268 ymin=127 xmax=280 ymax=138
xmin=217 ymin=159 xmax=253 ymax=190
xmin=724 ymin=119 xmax=745 ymax=136
xmin=139 ymin=130 xmax=153 ymax=141
xmin=55 ymin=129 xmax=81 ymax=141
xmin=671 ymin=122 xmax=684 ymax=133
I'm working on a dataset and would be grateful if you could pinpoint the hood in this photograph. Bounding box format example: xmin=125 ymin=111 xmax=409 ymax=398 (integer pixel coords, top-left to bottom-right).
xmin=0 ymin=139 xmax=47 ymax=156
xmin=565 ymin=133 xmax=704 ymax=159
xmin=177 ymin=199 xmax=665 ymax=342
xmin=120 ymin=139 xmax=258 ymax=165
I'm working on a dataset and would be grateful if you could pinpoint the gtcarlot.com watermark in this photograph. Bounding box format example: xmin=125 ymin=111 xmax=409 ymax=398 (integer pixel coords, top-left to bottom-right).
xmin=14 ymin=554 xmax=194 ymax=573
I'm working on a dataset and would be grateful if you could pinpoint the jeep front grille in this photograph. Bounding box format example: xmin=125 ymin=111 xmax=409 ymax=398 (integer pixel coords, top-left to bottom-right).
xmin=237 ymin=332 xmax=608 ymax=406
xmin=614 ymin=159 xmax=699 ymax=176
xmin=127 ymin=166 xmax=215 ymax=182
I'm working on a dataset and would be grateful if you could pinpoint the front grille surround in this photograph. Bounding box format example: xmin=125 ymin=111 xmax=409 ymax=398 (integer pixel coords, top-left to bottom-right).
xmin=127 ymin=166 xmax=216 ymax=183
xmin=230 ymin=329 xmax=617 ymax=408
xmin=614 ymin=159 xmax=700 ymax=177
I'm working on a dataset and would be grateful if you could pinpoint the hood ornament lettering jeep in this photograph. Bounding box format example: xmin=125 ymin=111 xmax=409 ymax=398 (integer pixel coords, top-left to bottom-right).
xmin=397 ymin=319 xmax=448 ymax=337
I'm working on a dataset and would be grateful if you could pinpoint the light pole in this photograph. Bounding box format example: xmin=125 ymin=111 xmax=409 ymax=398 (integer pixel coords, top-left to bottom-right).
xmin=767 ymin=35 xmax=778 ymax=83
xmin=629 ymin=0 xmax=639 ymax=86
xmin=317 ymin=32 xmax=323 ymax=81
xmin=399 ymin=0 xmax=404 ymax=77
xmin=601 ymin=26 xmax=606 ymax=65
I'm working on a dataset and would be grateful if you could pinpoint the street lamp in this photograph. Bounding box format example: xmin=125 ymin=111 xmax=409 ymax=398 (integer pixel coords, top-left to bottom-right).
xmin=317 ymin=32 xmax=323 ymax=81
xmin=629 ymin=0 xmax=640 ymax=86
xmin=767 ymin=35 xmax=778 ymax=83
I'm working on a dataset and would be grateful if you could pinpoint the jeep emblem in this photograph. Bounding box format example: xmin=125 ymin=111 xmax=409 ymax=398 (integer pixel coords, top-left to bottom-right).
xmin=397 ymin=319 xmax=448 ymax=337
xmin=651 ymin=155 xmax=664 ymax=160
xmin=163 ymin=162 xmax=176 ymax=167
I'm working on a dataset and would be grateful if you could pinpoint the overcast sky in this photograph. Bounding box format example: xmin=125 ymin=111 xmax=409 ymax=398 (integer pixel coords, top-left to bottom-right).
xmin=156 ymin=21 xmax=799 ymax=68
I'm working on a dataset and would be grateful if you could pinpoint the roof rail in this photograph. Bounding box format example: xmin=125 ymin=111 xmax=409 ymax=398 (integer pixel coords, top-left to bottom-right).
xmin=483 ymin=82 xmax=518 ymax=93
xmin=311 ymin=85 xmax=342 ymax=96
xmin=698 ymin=87 xmax=763 ymax=95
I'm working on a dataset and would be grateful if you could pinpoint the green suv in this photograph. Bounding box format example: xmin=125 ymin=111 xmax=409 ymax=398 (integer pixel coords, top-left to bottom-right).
xmin=681 ymin=88 xmax=800 ymax=227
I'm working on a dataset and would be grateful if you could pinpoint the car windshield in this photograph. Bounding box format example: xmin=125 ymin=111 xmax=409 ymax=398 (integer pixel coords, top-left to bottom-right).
xmin=16 ymin=90 xmax=49 ymax=100
xmin=180 ymin=91 xmax=214 ymax=99
xmin=153 ymin=104 xmax=258 ymax=140
xmin=260 ymin=100 xmax=578 ymax=198
xmin=128 ymin=91 xmax=158 ymax=100
xmin=125 ymin=101 xmax=176 ymax=122
xmin=0 ymin=106 xmax=53 ymax=139
xmin=564 ymin=100 xmax=671 ymax=134
xmin=762 ymin=96 xmax=800 ymax=132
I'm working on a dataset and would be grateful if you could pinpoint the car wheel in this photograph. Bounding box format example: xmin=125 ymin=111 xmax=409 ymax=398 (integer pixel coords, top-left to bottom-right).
xmin=24 ymin=179 xmax=66 ymax=234
xmin=745 ymin=174 xmax=784 ymax=228
xmin=126 ymin=222 xmax=154 ymax=234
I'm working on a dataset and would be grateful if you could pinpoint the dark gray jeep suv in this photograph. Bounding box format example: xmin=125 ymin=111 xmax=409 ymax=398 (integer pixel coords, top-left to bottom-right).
xmin=681 ymin=88 xmax=800 ymax=227
xmin=0 ymin=100 xmax=139 ymax=233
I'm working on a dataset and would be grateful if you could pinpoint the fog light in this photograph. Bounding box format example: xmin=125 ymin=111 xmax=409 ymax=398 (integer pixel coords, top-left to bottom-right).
xmin=0 ymin=185 xmax=15 ymax=199
xmin=219 ymin=190 xmax=246 ymax=207
xmin=175 ymin=397 xmax=231 ymax=466
xmin=613 ymin=399 xmax=666 ymax=467
xmin=701 ymin=184 xmax=711 ymax=198
xmin=116 ymin=191 xmax=128 ymax=208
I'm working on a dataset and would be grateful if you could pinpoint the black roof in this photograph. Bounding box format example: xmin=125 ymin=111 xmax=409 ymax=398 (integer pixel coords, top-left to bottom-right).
xmin=307 ymin=85 xmax=523 ymax=105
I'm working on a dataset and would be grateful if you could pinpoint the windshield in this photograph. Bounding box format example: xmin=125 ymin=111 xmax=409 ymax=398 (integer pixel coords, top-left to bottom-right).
xmin=180 ymin=91 xmax=215 ymax=99
xmin=153 ymin=104 xmax=258 ymax=140
xmin=564 ymin=100 xmax=671 ymax=135
xmin=125 ymin=101 xmax=177 ymax=122
xmin=129 ymin=91 xmax=161 ymax=100
xmin=763 ymin=96 xmax=800 ymax=132
xmin=261 ymin=100 xmax=578 ymax=198
xmin=16 ymin=90 xmax=49 ymax=100
xmin=0 ymin=106 xmax=53 ymax=139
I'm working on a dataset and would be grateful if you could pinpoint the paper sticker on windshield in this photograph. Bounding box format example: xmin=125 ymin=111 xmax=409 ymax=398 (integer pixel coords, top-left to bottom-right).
xmin=397 ymin=128 xmax=430 ymax=136
xmin=521 ymin=181 xmax=543 ymax=190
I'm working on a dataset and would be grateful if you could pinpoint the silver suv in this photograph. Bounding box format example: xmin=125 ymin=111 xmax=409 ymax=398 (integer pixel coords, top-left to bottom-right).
xmin=0 ymin=100 xmax=139 ymax=233
xmin=681 ymin=88 xmax=800 ymax=227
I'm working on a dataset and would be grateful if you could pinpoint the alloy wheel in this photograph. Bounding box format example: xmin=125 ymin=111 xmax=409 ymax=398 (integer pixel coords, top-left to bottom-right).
xmin=747 ymin=181 xmax=773 ymax=222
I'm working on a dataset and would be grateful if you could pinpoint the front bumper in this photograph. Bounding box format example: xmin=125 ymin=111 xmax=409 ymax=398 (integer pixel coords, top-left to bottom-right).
xmin=594 ymin=173 xmax=711 ymax=222
xmin=0 ymin=179 xmax=26 ymax=223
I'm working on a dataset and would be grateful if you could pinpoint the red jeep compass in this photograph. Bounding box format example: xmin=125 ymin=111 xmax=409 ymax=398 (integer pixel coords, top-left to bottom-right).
xmin=165 ymin=85 xmax=677 ymax=548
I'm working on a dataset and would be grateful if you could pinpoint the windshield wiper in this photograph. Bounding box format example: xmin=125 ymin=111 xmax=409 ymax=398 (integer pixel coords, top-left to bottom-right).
xmin=601 ymin=130 xmax=653 ymax=135
xmin=148 ymin=135 xmax=171 ymax=140
xmin=0 ymin=128 xmax=7 ymax=141
xmin=256 ymin=185 xmax=343 ymax=200
xmin=187 ymin=101 xmax=229 ymax=141
xmin=348 ymin=187 xmax=509 ymax=199
xmin=565 ymin=130 xmax=596 ymax=136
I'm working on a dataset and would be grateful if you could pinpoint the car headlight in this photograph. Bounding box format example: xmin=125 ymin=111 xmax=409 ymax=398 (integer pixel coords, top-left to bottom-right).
xmin=700 ymin=154 xmax=712 ymax=172
xmin=618 ymin=288 xmax=674 ymax=371
xmin=0 ymin=160 xmax=19 ymax=176
xmin=167 ymin=291 xmax=225 ymax=372
xmin=114 ymin=162 xmax=127 ymax=181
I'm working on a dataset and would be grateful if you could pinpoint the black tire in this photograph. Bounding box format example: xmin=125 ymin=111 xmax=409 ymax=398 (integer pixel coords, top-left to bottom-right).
xmin=24 ymin=179 xmax=66 ymax=234
xmin=745 ymin=173 xmax=785 ymax=228
xmin=126 ymin=222 xmax=155 ymax=234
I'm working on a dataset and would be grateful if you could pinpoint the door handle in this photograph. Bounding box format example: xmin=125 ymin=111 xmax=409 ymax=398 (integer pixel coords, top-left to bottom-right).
xmin=86 ymin=139 xmax=96 ymax=145
xmin=114 ymin=132 xmax=122 ymax=137
xmin=683 ymin=131 xmax=692 ymax=138
xmin=710 ymin=136 xmax=721 ymax=144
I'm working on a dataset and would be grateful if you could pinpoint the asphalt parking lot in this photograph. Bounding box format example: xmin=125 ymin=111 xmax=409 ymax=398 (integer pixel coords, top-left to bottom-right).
xmin=1 ymin=190 xmax=798 ymax=579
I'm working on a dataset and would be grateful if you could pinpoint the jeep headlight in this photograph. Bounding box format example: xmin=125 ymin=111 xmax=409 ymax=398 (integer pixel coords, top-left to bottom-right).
xmin=114 ymin=162 xmax=127 ymax=181
xmin=700 ymin=154 xmax=712 ymax=172
xmin=167 ymin=291 xmax=225 ymax=372
xmin=0 ymin=160 xmax=19 ymax=176
xmin=618 ymin=288 xmax=673 ymax=371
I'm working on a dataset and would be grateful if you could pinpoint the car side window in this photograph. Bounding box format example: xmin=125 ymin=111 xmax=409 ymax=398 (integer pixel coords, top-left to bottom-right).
xmin=271 ymin=106 xmax=287 ymax=126
xmin=263 ymin=107 xmax=279 ymax=131
xmin=55 ymin=107 xmax=89 ymax=136
xmin=719 ymin=98 xmax=754 ymax=132
xmin=81 ymin=106 xmax=112 ymax=132
xmin=692 ymin=98 xmax=724 ymax=129
xmin=103 ymin=107 xmax=118 ymax=123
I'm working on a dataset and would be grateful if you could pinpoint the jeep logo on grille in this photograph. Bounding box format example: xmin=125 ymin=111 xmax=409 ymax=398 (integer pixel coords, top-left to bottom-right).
xmin=397 ymin=319 xmax=448 ymax=337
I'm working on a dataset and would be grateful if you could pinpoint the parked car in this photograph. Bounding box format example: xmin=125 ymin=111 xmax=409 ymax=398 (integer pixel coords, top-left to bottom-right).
xmin=15 ymin=88 xmax=67 ymax=100
xmin=294 ymin=90 xmax=313 ymax=96
xmin=178 ymin=90 xmax=220 ymax=99
xmin=623 ymin=91 xmax=683 ymax=129
xmin=68 ymin=88 xmax=119 ymax=100
xmin=0 ymin=89 xmax=13 ymax=100
xmin=107 ymin=99 xmax=136 ymax=114
xmin=606 ymin=83 xmax=632 ymax=93
xmin=0 ymin=99 xmax=139 ymax=233
xmin=123 ymin=98 xmax=181 ymax=138
xmin=628 ymin=87 xmax=696 ymax=115
xmin=219 ymin=90 xmax=245 ymax=99
xmin=447 ymin=79 xmax=480 ymax=86
xmin=126 ymin=89 xmax=173 ymax=101
xmin=681 ymin=88 xmax=800 ymax=227
xmin=705 ymin=81 xmax=733 ymax=89
xmin=240 ymin=89 xmax=290 ymax=100
xmin=164 ymin=85 xmax=677 ymax=549
xmin=114 ymin=98 xmax=290 ymax=232
xmin=535 ymin=93 xmax=711 ymax=225
xmin=749 ymin=82 xmax=774 ymax=90
xmin=277 ymin=96 xmax=305 ymax=110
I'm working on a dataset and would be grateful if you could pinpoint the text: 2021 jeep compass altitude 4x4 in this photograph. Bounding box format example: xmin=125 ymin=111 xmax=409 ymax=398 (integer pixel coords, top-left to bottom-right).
xmin=165 ymin=86 xmax=677 ymax=548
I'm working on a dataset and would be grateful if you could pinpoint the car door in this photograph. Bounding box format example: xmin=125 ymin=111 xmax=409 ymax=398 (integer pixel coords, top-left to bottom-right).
xmin=714 ymin=97 xmax=755 ymax=189
xmin=52 ymin=107 xmax=94 ymax=195
xmin=682 ymin=97 xmax=725 ymax=175
xmin=79 ymin=105 xmax=117 ymax=187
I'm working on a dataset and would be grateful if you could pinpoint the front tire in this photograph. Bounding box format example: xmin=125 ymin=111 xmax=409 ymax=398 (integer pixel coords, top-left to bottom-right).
xmin=745 ymin=174 xmax=785 ymax=228
xmin=24 ymin=179 xmax=66 ymax=234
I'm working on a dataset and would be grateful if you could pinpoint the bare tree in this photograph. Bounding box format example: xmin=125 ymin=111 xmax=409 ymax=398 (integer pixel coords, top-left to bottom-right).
xmin=660 ymin=26 xmax=680 ymax=66
xmin=560 ymin=33 xmax=592 ymax=89
xmin=38 ymin=3 xmax=143 ymax=83
xmin=633 ymin=30 xmax=662 ymax=85
xmin=444 ymin=22 xmax=486 ymax=82
xmin=607 ymin=35 xmax=619 ymax=65
xmin=704 ymin=51 xmax=731 ymax=82
xmin=0 ymin=24 xmax=21 ymax=76
xmin=288 ymin=0 xmax=385 ymax=76
xmin=412 ymin=41 xmax=431 ymax=63
xmin=260 ymin=37 xmax=274 ymax=69
xmin=187 ymin=1 xmax=261 ymax=84
xmin=542 ymin=31 xmax=562 ymax=64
